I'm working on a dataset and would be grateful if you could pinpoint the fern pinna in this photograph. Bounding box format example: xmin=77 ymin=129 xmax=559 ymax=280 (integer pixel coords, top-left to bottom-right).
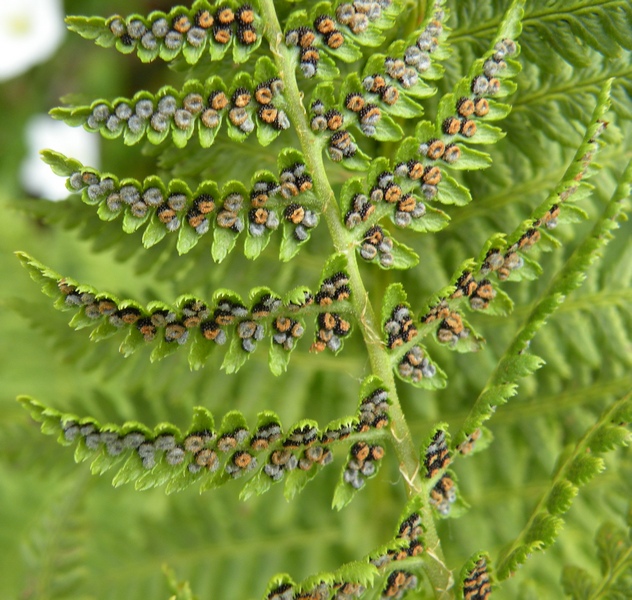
xmin=15 ymin=0 xmax=632 ymax=599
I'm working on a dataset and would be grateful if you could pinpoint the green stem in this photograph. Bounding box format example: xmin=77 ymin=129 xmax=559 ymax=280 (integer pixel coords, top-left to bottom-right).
xmin=259 ymin=1 xmax=453 ymax=597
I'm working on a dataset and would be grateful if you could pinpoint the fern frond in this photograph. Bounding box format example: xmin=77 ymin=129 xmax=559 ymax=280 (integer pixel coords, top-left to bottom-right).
xmin=20 ymin=474 xmax=90 ymax=600
xmin=40 ymin=148 xmax=325 ymax=261
xmin=18 ymin=375 xmax=390 ymax=499
xmin=454 ymin=142 xmax=628 ymax=448
xmin=66 ymin=2 xmax=263 ymax=64
xmin=495 ymin=391 xmax=631 ymax=579
xmin=388 ymin=84 xmax=609 ymax=408
xmin=264 ymin=496 xmax=430 ymax=599
xmin=450 ymin=1 xmax=632 ymax=67
xmin=50 ymin=58 xmax=289 ymax=148
xmin=562 ymin=518 xmax=632 ymax=600
xmin=17 ymin=252 xmax=361 ymax=372
xmin=327 ymin=1 xmax=524 ymax=275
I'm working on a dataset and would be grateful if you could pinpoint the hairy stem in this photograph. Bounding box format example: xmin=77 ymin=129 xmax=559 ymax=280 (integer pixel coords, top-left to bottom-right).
xmin=259 ymin=1 xmax=453 ymax=596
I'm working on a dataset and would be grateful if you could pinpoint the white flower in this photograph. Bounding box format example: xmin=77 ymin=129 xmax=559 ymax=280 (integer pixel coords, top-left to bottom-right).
xmin=21 ymin=115 xmax=99 ymax=200
xmin=0 ymin=0 xmax=65 ymax=81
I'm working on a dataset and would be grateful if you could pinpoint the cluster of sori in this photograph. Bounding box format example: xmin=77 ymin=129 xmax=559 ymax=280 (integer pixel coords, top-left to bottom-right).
xmin=457 ymin=428 xmax=482 ymax=456
xmin=279 ymin=164 xmax=318 ymax=241
xmin=328 ymin=130 xmax=358 ymax=162
xmin=314 ymin=272 xmax=351 ymax=306
xmin=370 ymin=167 xmax=429 ymax=227
xmin=424 ymin=430 xmax=451 ymax=478
xmin=442 ymin=38 xmax=517 ymax=139
xmin=339 ymin=0 xmax=444 ymax=116
xmin=66 ymin=160 xmax=312 ymax=241
xmin=360 ymin=225 xmax=394 ymax=267
xmin=58 ymin=276 xmax=282 ymax=349
xmin=450 ymin=271 xmax=496 ymax=311
xmin=344 ymin=192 xmax=374 ymax=229
xmin=397 ymin=345 xmax=437 ymax=384
xmin=418 ymin=136 xmax=460 ymax=167
xmin=421 ymin=301 xmax=470 ymax=346
xmin=362 ymin=70 xmax=401 ymax=110
xmin=267 ymin=580 xmax=366 ymax=600
xmin=371 ymin=511 xmax=424 ymax=570
xmin=356 ymin=388 xmax=390 ymax=432
xmin=311 ymin=311 xmax=352 ymax=353
xmin=263 ymin=424 xmax=333 ymax=482
xmin=399 ymin=2 xmax=445 ymax=77
xmin=344 ymin=92 xmax=382 ymax=136
xmin=336 ymin=1 xmax=393 ymax=35
xmin=271 ymin=316 xmax=305 ymax=351
xmin=217 ymin=192 xmax=246 ymax=232
xmin=83 ymin=77 xmax=286 ymax=139
xmin=62 ymin=418 xmax=224 ymax=472
xmin=310 ymin=99 xmax=344 ymax=132
xmin=107 ymin=4 xmax=258 ymax=53
xmin=394 ymin=156 xmax=441 ymax=202
xmin=254 ymin=79 xmax=290 ymax=130
xmin=463 ymin=557 xmax=492 ymax=600
xmin=381 ymin=570 xmax=418 ymax=599
xmin=342 ymin=441 xmax=385 ymax=490
xmin=286 ymin=1 xmax=394 ymax=78
xmin=436 ymin=310 xmax=468 ymax=345
xmin=384 ymin=304 xmax=417 ymax=349
xmin=55 ymin=269 xmax=351 ymax=359
xmin=480 ymin=206 xmax=558 ymax=282
xmin=429 ymin=473 xmax=457 ymax=515
xmin=285 ymin=26 xmax=324 ymax=79
xmin=61 ymin=411 xmax=320 ymax=480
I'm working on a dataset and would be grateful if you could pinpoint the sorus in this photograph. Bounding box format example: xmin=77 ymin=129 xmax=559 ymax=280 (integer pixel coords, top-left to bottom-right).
xmin=215 ymin=6 xmax=235 ymax=25
xmin=237 ymin=24 xmax=257 ymax=45
xmin=172 ymin=14 xmax=191 ymax=34
xmin=345 ymin=93 xmax=365 ymax=112
xmin=443 ymin=143 xmax=461 ymax=164
xmin=423 ymin=165 xmax=442 ymax=186
xmin=209 ymin=91 xmax=228 ymax=111
xmin=194 ymin=9 xmax=214 ymax=29
xmin=325 ymin=30 xmax=345 ymax=49
xmin=442 ymin=116 xmax=461 ymax=135
xmin=314 ymin=14 xmax=336 ymax=35
xmin=212 ymin=24 xmax=231 ymax=44
xmin=460 ymin=119 xmax=477 ymax=137
xmin=457 ymin=97 xmax=475 ymax=117
xmin=235 ymin=4 xmax=255 ymax=25
xmin=474 ymin=97 xmax=489 ymax=116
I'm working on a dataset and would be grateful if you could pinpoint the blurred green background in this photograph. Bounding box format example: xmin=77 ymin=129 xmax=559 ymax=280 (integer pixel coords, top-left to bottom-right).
xmin=1 ymin=1 xmax=631 ymax=599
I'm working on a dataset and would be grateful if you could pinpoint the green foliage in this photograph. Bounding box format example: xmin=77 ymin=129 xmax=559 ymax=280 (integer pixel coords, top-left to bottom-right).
xmin=3 ymin=0 xmax=631 ymax=599
xmin=562 ymin=516 xmax=632 ymax=600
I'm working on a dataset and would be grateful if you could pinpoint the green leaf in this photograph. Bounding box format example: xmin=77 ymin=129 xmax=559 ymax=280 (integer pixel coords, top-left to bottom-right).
xmin=436 ymin=173 xmax=472 ymax=206
xmin=380 ymin=283 xmax=408 ymax=329
xmin=371 ymin=114 xmax=404 ymax=142
xmin=382 ymin=238 xmax=419 ymax=270
xmin=403 ymin=205 xmax=450 ymax=233
xmin=446 ymin=146 xmax=492 ymax=171
xmin=561 ymin=566 xmax=597 ymax=600
xmin=546 ymin=480 xmax=578 ymax=515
